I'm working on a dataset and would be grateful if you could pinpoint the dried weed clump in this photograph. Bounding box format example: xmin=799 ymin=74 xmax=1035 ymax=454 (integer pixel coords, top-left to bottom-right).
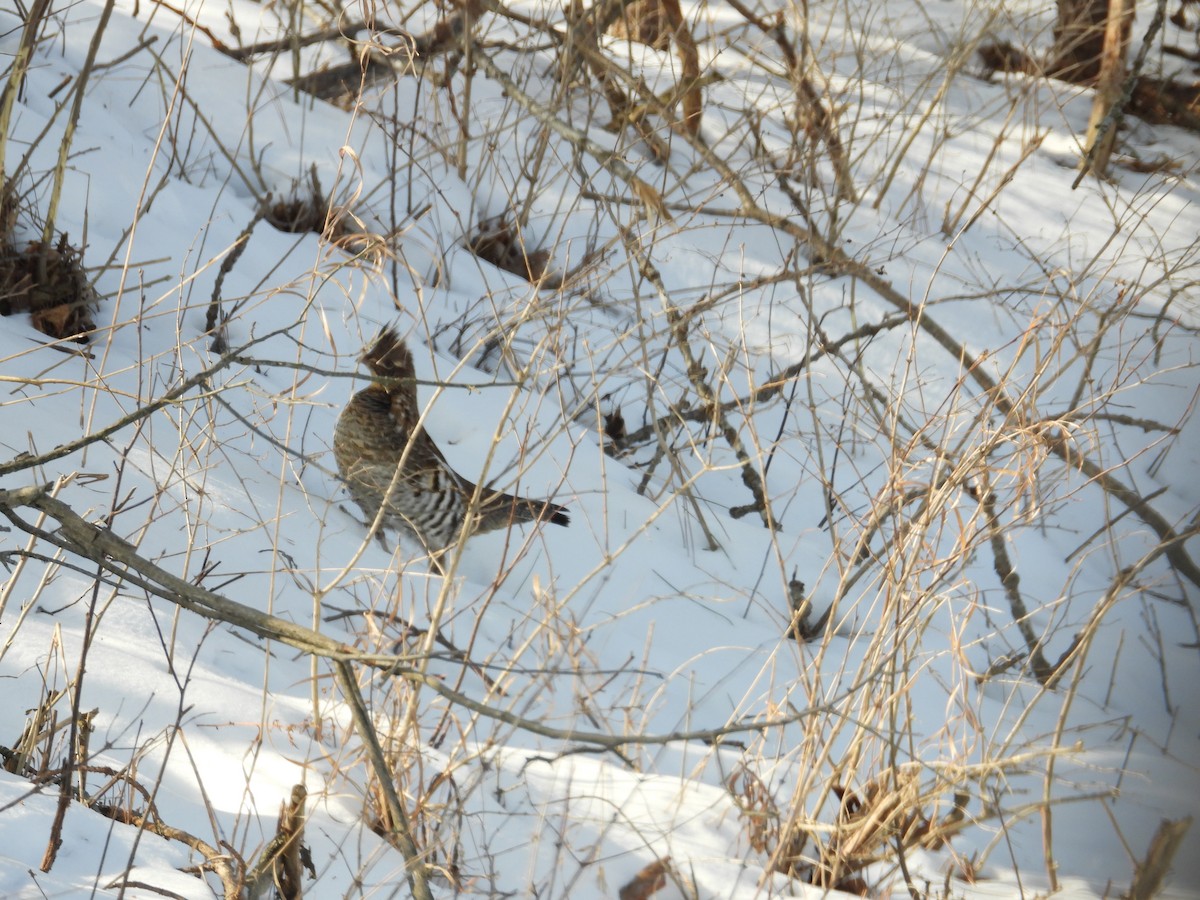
xmin=0 ymin=198 xmax=97 ymax=343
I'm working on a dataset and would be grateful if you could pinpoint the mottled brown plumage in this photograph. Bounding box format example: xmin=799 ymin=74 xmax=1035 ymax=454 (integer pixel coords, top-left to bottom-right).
xmin=333 ymin=328 xmax=569 ymax=558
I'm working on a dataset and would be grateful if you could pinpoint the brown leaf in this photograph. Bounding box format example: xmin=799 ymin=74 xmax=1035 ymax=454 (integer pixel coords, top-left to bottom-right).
xmin=31 ymin=304 xmax=76 ymax=338
xmin=618 ymin=857 xmax=673 ymax=900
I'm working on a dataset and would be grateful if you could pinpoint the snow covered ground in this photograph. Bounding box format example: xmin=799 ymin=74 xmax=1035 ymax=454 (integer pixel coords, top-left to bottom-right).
xmin=1 ymin=0 xmax=1198 ymax=896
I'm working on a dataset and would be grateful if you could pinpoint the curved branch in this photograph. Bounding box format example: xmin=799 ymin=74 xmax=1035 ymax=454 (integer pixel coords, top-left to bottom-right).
xmin=0 ymin=483 xmax=854 ymax=750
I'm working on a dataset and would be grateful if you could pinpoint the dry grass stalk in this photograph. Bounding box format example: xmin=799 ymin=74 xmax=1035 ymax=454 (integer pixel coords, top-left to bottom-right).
xmin=260 ymin=167 xmax=389 ymax=266
xmin=2 ymin=686 xmax=73 ymax=779
xmin=731 ymin=759 xmax=970 ymax=894
xmin=725 ymin=0 xmax=856 ymax=204
xmin=728 ymin=765 xmax=807 ymax=875
xmin=1 ymin=669 xmax=249 ymax=894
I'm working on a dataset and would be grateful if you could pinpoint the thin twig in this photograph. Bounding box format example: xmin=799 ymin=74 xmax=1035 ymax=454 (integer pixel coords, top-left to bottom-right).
xmin=0 ymin=326 xmax=293 ymax=478
xmin=0 ymin=484 xmax=859 ymax=750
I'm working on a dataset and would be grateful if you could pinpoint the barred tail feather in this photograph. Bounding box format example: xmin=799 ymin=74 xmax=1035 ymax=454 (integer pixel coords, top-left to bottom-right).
xmin=479 ymin=493 xmax=570 ymax=532
xmin=532 ymin=500 xmax=570 ymax=527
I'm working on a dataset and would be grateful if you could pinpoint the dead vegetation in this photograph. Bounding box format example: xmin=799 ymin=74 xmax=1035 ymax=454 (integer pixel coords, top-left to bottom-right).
xmin=729 ymin=762 xmax=971 ymax=895
xmin=0 ymin=0 xmax=1197 ymax=896
xmin=465 ymin=214 xmax=553 ymax=284
xmin=979 ymin=38 xmax=1200 ymax=131
xmin=0 ymin=650 xmax=313 ymax=897
xmin=617 ymin=857 xmax=677 ymax=899
xmin=0 ymin=233 xmax=97 ymax=343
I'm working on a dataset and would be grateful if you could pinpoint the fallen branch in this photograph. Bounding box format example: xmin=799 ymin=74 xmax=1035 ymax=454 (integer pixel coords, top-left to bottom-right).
xmin=1126 ymin=816 xmax=1192 ymax=900
xmin=0 ymin=483 xmax=851 ymax=750
xmin=92 ymin=800 xmax=243 ymax=900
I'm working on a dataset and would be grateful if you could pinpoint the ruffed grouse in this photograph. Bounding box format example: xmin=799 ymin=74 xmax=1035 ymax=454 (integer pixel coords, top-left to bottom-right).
xmin=333 ymin=328 xmax=569 ymax=558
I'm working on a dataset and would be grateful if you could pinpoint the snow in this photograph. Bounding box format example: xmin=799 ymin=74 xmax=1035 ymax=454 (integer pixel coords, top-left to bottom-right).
xmin=1 ymin=0 xmax=1198 ymax=896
